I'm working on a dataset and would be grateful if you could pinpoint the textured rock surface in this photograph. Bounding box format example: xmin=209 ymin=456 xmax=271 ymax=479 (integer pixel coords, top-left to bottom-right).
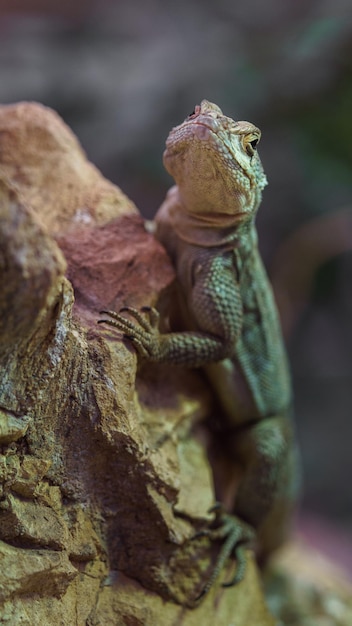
xmin=0 ymin=102 xmax=275 ymax=625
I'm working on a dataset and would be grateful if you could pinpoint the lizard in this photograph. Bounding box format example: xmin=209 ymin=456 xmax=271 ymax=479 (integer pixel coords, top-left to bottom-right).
xmin=99 ymin=100 xmax=298 ymax=599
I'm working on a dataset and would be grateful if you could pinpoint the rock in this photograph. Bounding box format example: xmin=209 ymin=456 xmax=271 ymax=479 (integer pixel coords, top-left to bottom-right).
xmin=9 ymin=456 xmax=52 ymax=498
xmin=0 ymin=540 xmax=77 ymax=602
xmin=0 ymin=178 xmax=67 ymax=355
xmin=67 ymin=506 xmax=100 ymax=562
xmin=87 ymin=566 xmax=274 ymax=626
xmin=0 ymin=411 xmax=31 ymax=444
xmin=56 ymin=212 xmax=174 ymax=319
xmin=0 ymin=493 xmax=69 ymax=550
xmin=0 ymin=101 xmax=136 ymax=234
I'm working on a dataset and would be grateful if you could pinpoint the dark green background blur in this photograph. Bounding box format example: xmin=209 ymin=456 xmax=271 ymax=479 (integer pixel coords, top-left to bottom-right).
xmin=1 ymin=0 xmax=351 ymax=562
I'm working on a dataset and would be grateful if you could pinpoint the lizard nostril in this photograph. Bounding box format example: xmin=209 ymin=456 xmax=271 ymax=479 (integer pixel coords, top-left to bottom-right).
xmin=188 ymin=104 xmax=201 ymax=119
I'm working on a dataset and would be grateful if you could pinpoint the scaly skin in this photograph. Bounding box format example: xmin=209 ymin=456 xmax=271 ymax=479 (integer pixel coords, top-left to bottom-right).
xmin=99 ymin=101 xmax=298 ymax=601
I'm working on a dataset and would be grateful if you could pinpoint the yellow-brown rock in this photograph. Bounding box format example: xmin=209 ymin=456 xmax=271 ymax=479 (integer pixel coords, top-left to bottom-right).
xmin=0 ymin=540 xmax=78 ymax=602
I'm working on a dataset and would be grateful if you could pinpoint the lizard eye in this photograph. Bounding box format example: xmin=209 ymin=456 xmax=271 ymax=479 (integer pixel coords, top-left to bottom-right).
xmin=243 ymin=133 xmax=260 ymax=156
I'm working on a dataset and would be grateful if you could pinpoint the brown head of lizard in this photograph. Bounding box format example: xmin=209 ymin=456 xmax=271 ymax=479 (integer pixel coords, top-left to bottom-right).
xmin=163 ymin=100 xmax=267 ymax=228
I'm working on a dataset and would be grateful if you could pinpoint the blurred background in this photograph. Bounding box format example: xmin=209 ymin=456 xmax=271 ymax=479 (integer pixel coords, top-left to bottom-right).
xmin=1 ymin=0 xmax=351 ymax=570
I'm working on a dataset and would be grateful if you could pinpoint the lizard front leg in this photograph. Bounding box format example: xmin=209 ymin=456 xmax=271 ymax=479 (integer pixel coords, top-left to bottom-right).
xmin=98 ymin=297 xmax=237 ymax=367
xmin=99 ymin=253 xmax=243 ymax=368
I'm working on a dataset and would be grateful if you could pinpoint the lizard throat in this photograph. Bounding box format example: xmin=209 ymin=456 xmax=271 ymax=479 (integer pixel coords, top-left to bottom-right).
xmin=168 ymin=200 xmax=254 ymax=248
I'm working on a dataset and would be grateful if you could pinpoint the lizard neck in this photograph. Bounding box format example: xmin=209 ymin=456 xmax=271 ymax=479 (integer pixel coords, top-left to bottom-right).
xmin=167 ymin=187 xmax=256 ymax=250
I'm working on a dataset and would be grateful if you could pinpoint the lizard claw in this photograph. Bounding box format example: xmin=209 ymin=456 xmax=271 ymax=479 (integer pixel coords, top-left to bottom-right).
xmin=140 ymin=306 xmax=160 ymax=327
xmin=190 ymin=502 xmax=223 ymax=540
xmin=192 ymin=505 xmax=255 ymax=601
xmin=98 ymin=306 xmax=161 ymax=359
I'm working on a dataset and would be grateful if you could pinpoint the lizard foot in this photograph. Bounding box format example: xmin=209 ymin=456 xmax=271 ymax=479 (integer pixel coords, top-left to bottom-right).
xmin=98 ymin=306 xmax=161 ymax=358
xmin=193 ymin=503 xmax=255 ymax=601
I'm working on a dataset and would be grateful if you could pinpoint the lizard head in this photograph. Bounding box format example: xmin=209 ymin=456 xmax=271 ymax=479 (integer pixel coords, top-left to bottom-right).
xmin=163 ymin=100 xmax=268 ymax=222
